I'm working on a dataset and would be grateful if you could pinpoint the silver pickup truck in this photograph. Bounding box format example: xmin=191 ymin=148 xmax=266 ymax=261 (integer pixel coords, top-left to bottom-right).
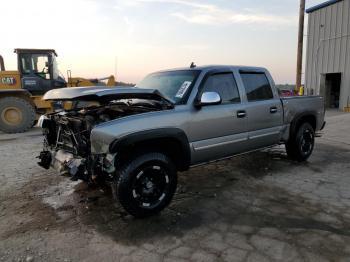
xmin=38 ymin=65 xmax=325 ymax=218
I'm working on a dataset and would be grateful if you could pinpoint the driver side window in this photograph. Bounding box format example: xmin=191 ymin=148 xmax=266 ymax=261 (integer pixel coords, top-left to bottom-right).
xmin=201 ymin=73 xmax=241 ymax=104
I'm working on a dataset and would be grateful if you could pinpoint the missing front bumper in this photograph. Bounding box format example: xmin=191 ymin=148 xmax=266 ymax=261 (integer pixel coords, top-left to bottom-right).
xmin=38 ymin=150 xmax=86 ymax=180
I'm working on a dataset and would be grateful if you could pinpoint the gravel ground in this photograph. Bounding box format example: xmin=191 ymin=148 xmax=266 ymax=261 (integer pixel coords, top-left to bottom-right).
xmin=1 ymin=112 xmax=350 ymax=262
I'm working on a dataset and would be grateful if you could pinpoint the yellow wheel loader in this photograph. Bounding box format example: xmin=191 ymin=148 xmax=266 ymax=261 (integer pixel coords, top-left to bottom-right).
xmin=0 ymin=49 xmax=115 ymax=133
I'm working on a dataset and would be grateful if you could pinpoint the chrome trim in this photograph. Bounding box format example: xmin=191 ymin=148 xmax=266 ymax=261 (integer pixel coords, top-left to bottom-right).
xmin=249 ymin=131 xmax=280 ymax=140
xmin=193 ymin=137 xmax=248 ymax=151
xmin=199 ymin=92 xmax=221 ymax=106
xmin=191 ymin=145 xmax=278 ymax=168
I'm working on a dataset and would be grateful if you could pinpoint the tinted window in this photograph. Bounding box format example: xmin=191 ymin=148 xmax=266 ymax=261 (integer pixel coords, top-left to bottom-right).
xmin=240 ymin=73 xmax=273 ymax=101
xmin=201 ymin=73 xmax=240 ymax=103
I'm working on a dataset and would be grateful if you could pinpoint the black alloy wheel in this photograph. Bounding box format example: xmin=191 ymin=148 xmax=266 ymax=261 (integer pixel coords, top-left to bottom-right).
xmin=116 ymin=152 xmax=177 ymax=218
xmin=286 ymin=122 xmax=315 ymax=162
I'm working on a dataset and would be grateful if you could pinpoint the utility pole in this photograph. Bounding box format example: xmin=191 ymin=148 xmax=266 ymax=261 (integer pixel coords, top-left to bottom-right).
xmin=296 ymin=0 xmax=306 ymax=92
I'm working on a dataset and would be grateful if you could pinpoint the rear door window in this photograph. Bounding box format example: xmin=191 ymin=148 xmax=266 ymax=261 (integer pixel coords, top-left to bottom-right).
xmin=240 ymin=72 xmax=274 ymax=102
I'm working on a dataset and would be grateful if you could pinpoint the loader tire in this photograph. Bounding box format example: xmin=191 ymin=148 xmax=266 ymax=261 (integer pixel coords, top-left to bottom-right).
xmin=0 ymin=97 xmax=36 ymax=133
xmin=116 ymin=152 xmax=177 ymax=218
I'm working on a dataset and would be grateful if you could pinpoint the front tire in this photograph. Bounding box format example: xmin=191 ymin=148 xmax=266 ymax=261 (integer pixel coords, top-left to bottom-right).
xmin=286 ymin=122 xmax=315 ymax=162
xmin=116 ymin=152 xmax=177 ymax=218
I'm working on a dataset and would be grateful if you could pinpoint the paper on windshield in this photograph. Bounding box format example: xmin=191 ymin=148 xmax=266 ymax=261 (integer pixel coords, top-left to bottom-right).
xmin=175 ymin=81 xmax=192 ymax=98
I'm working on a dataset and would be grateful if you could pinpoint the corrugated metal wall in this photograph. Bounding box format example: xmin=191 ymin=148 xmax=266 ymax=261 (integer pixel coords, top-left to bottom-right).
xmin=305 ymin=0 xmax=350 ymax=109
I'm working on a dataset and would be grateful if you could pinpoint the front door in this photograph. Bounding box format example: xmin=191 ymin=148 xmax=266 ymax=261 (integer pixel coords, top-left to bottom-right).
xmin=188 ymin=72 xmax=249 ymax=164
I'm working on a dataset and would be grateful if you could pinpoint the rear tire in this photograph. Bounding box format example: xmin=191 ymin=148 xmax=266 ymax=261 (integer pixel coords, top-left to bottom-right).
xmin=0 ymin=96 xmax=36 ymax=133
xmin=116 ymin=152 xmax=177 ymax=218
xmin=286 ymin=122 xmax=315 ymax=162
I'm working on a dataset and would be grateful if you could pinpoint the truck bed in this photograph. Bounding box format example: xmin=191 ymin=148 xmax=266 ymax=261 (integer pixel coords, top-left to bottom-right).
xmin=281 ymin=96 xmax=325 ymax=131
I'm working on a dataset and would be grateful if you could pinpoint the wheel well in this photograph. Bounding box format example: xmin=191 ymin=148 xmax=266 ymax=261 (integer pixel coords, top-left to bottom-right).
xmin=292 ymin=114 xmax=316 ymax=136
xmin=115 ymin=137 xmax=190 ymax=172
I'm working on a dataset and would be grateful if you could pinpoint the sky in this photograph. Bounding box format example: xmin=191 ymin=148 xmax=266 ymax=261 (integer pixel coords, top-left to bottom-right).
xmin=0 ymin=0 xmax=326 ymax=84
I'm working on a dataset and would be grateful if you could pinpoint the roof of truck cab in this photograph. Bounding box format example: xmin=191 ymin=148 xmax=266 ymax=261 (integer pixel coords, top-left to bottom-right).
xmin=154 ymin=65 xmax=268 ymax=73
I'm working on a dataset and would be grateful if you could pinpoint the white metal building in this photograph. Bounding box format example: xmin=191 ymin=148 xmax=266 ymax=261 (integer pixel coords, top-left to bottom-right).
xmin=305 ymin=0 xmax=350 ymax=110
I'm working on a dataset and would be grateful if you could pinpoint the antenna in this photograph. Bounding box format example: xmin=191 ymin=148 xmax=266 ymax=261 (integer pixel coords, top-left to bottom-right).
xmin=190 ymin=62 xmax=196 ymax=68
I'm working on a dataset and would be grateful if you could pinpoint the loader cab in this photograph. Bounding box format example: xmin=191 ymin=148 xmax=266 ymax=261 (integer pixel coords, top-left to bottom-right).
xmin=15 ymin=49 xmax=66 ymax=95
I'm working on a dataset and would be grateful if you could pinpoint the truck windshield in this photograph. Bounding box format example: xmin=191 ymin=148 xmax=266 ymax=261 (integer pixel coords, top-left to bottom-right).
xmin=136 ymin=70 xmax=200 ymax=104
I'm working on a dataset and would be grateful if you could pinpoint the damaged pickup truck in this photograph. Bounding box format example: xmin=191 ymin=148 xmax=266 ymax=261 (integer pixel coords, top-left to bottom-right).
xmin=38 ymin=65 xmax=325 ymax=218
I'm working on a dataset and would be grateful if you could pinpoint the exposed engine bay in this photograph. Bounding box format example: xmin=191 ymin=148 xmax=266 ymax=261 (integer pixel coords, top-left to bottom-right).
xmin=38 ymin=98 xmax=172 ymax=183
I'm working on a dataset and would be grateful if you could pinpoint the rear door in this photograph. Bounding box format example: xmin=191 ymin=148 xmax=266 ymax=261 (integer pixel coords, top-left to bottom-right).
xmin=189 ymin=71 xmax=249 ymax=164
xmin=238 ymin=71 xmax=283 ymax=149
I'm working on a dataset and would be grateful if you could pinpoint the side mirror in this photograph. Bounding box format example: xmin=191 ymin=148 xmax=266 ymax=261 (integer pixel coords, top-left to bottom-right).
xmin=196 ymin=92 xmax=222 ymax=107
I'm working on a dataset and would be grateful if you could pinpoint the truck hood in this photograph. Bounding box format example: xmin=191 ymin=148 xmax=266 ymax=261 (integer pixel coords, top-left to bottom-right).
xmin=43 ymin=86 xmax=174 ymax=105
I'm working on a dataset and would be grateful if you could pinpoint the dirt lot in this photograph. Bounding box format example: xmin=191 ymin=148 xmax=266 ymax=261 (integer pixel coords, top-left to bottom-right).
xmin=1 ymin=112 xmax=350 ymax=262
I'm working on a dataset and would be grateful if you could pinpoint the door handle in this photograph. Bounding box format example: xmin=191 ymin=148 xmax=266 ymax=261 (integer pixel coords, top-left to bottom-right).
xmin=270 ymin=107 xmax=278 ymax=114
xmin=237 ymin=110 xmax=246 ymax=118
